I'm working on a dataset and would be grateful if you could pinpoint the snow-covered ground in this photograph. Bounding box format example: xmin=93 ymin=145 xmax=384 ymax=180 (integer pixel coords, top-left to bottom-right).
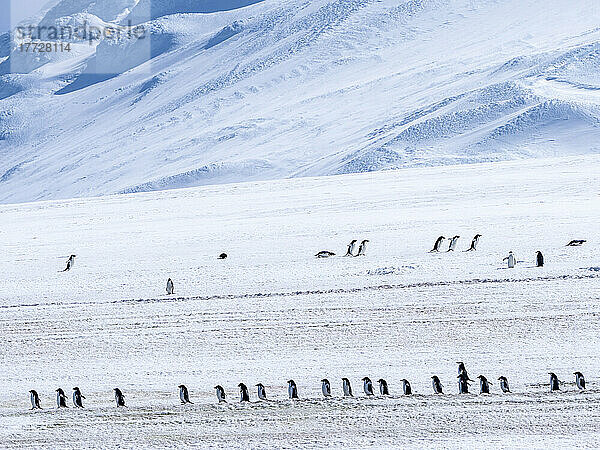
xmin=1 ymin=0 xmax=600 ymax=203
xmin=1 ymin=155 xmax=599 ymax=448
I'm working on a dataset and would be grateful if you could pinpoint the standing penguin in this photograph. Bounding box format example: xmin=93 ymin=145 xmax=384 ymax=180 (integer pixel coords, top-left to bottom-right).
xmin=355 ymin=240 xmax=369 ymax=257
xmin=377 ymin=379 xmax=389 ymax=395
xmin=29 ymin=390 xmax=42 ymax=409
xmin=214 ymin=385 xmax=226 ymax=403
xmin=287 ymin=380 xmax=298 ymax=399
xmin=574 ymin=372 xmax=586 ymax=390
xmin=256 ymin=383 xmax=267 ymax=400
xmin=72 ymin=387 xmax=85 ymax=408
xmin=342 ymin=378 xmax=353 ymax=397
xmin=503 ymin=251 xmax=516 ymax=268
xmin=465 ymin=234 xmax=482 ymax=252
xmin=321 ymin=379 xmax=332 ymax=398
xmin=477 ymin=376 xmax=492 ymax=394
xmin=60 ymin=255 xmax=76 ymax=272
xmin=447 ymin=236 xmax=460 ymax=252
xmin=498 ymin=376 xmax=511 ymax=393
xmin=238 ymin=383 xmax=250 ymax=402
xmin=166 ymin=278 xmax=174 ymax=295
xmin=401 ymin=379 xmax=412 ymax=395
xmin=345 ymin=240 xmax=357 ymax=257
xmin=362 ymin=377 xmax=374 ymax=396
xmin=536 ymin=251 xmax=544 ymax=267
xmin=179 ymin=385 xmax=193 ymax=404
xmin=431 ymin=376 xmax=444 ymax=394
xmin=56 ymin=388 xmax=68 ymax=408
xmin=457 ymin=373 xmax=472 ymax=394
xmin=457 ymin=362 xmax=469 ymax=378
xmin=430 ymin=236 xmax=445 ymax=252
xmin=549 ymin=373 xmax=560 ymax=391
xmin=114 ymin=388 xmax=126 ymax=407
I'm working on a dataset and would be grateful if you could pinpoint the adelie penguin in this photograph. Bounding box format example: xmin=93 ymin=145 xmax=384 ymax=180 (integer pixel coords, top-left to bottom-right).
xmin=457 ymin=362 xmax=469 ymax=378
xmin=179 ymin=385 xmax=193 ymax=404
xmin=60 ymin=254 xmax=76 ymax=272
xmin=315 ymin=251 xmax=335 ymax=258
xmin=477 ymin=376 xmax=492 ymax=394
xmin=214 ymin=385 xmax=226 ymax=403
xmin=465 ymin=234 xmax=482 ymax=252
xmin=56 ymin=388 xmax=68 ymax=408
xmin=401 ymin=379 xmax=412 ymax=395
xmin=566 ymin=240 xmax=586 ymax=247
xmin=256 ymin=383 xmax=267 ymax=401
xmin=447 ymin=236 xmax=460 ymax=252
xmin=72 ymin=387 xmax=85 ymax=408
xmin=166 ymin=278 xmax=174 ymax=295
xmin=430 ymin=236 xmax=445 ymax=252
xmin=344 ymin=240 xmax=357 ymax=257
xmin=498 ymin=376 xmax=511 ymax=393
xmin=574 ymin=372 xmax=586 ymax=390
xmin=287 ymin=380 xmax=298 ymax=399
xmin=321 ymin=379 xmax=332 ymax=398
xmin=457 ymin=373 xmax=472 ymax=394
xmin=29 ymin=390 xmax=42 ymax=410
xmin=536 ymin=251 xmax=544 ymax=268
xmin=549 ymin=373 xmax=561 ymax=392
xmin=218 ymin=253 xmax=228 ymax=260
xmin=355 ymin=240 xmax=369 ymax=257
xmin=362 ymin=377 xmax=374 ymax=396
xmin=238 ymin=383 xmax=250 ymax=402
xmin=377 ymin=379 xmax=389 ymax=396
xmin=342 ymin=378 xmax=353 ymax=397
xmin=503 ymin=251 xmax=516 ymax=268
xmin=114 ymin=388 xmax=126 ymax=407
xmin=431 ymin=376 xmax=443 ymax=394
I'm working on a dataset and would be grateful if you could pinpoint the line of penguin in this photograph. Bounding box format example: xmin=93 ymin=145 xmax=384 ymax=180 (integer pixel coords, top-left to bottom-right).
xmin=28 ymin=363 xmax=587 ymax=409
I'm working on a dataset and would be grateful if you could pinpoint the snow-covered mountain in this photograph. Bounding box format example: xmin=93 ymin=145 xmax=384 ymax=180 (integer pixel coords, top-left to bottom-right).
xmin=0 ymin=0 xmax=599 ymax=203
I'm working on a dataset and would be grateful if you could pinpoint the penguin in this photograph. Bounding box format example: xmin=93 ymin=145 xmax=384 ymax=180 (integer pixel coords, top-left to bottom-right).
xmin=355 ymin=240 xmax=369 ymax=257
xmin=430 ymin=236 xmax=445 ymax=252
xmin=362 ymin=377 xmax=374 ymax=396
xmin=238 ymin=383 xmax=250 ymax=402
xmin=256 ymin=383 xmax=267 ymax=401
xmin=72 ymin=387 xmax=85 ymax=408
xmin=549 ymin=373 xmax=560 ymax=391
xmin=166 ymin=278 xmax=174 ymax=295
xmin=477 ymin=376 xmax=492 ymax=394
xmin=60 ymin=255 xmax=76 ymax=272
xmin=315 ymin=251 xmax=335 ymax=258
xmin=218 ymin=253 xmax=228 ymax=259
xmin=321 ymin=379 xmax=332 ymax=398
xmin=447 ymin=236 xmax=460 ymax=252
xmin=287 ymin=380 xmax=298 ymax=399
xmin=377 ymin=379 xmax=389 ymax=395
xmin=431 ymin=376 xmax=444 ymax=394
xmin=344 ymin=240 xmax=357 ymax=257
xmin=574 ymin=372 xmax=586 ymax=390
xmin=179 ymin=385 xmax=193 ymax=404
xmin=457 ymin=362 xmax=469 ymax=378
xmin=214 ymin=385 xmax=226 ymax=403
xmin=566 ymin=240 xmax=586 ymax=247
xmin=498 ymin=376 xmax=511 ymax=393
xmin=56 ymin=388 xmax=68 ymax=408
xmin=465 ymin=234 xmax=482 ymax=252
xmin=401 ymin=379 xmax=412 ymax=395
xmin=457 ymin=373 xmax=472 ymax=394
xmin=536 ymin=251 xmax=544 ymax=267
xmin=503 ymin=251 xmax=516 ymax=268
xmin=29 ymin=390 xmax=41 ymax=409
xmin=342 ymin=378 xmax=353 ymax=397
xmin=114 ymin=388 xmax=126 ymax=407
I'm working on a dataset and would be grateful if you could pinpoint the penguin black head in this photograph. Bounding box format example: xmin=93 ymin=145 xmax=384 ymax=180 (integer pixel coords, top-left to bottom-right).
xmin=362 ymin=377 xmax=371 ymax=381
xmin=321 ymin=379 xmax=329 ymax=383
xmin=29 ymin=390 xmax=36 ymax=394
xmin=574 ymin=372 xmax=583 ymax=376
xmin=377 ymin=379 xmax=386 ymax=383
xmin=238 ymin=383 xmax=247 ymax=389
xmin=214 ymin=385 xmax=221 ymax=390
xmin=178 ymin=385 xmax=185 ymax=389
xmin=287 ymin=380 xmax=295 ymax=384
xmin=73 ymin=387 xmax=80 ymax=391
xmin=256 ymin=383 xmax=264 ymax=387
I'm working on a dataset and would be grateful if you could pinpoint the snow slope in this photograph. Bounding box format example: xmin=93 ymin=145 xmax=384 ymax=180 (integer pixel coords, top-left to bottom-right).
xmin=0 ymin=0 xmax=600 ymax=203
xmin=0 ymin=155 xmax=599 ymax=448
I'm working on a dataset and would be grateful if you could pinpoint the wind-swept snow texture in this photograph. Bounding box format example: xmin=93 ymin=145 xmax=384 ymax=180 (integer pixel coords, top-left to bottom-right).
xmin=0 ymin=0 xmax=599 ymax=203
xmin=1 ymin=155 xmax=600 ymax=448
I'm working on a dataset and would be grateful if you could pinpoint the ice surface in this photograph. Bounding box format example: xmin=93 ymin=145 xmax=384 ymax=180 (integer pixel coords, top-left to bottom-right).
xmin=1 ymin=155 xmax=599 ymax=447
xmin=0 ymin=0 xmax=599 ymax=202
